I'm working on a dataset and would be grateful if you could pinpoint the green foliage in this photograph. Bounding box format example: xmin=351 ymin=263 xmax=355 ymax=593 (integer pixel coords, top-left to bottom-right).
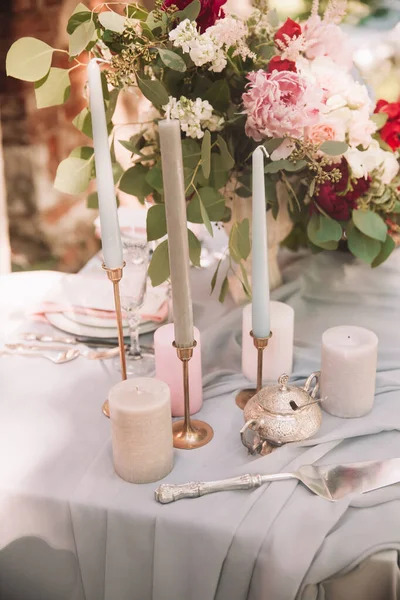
xmin=157 ymin=49 xmax=187 ymax=72
xmin=119 ymin=164 xmax=153 ymax=202
xmin=54 ymin=157 xmax=93 ymax=195
xmin=69 ymin=20 xmax=96 ymax=56
xmin=67 ymin=6 xmax=92 ymax=35
xmin=187 ymin=187 xmax=226 ymax=224
xmin=204 ymin=80 xmax=231 ymax=112
xmin=174 ymin=0 xmax=201 ymax=22
xmin=146 ymin=204 xmax=167 ymax=241
xmin=35 ymin=68 xmax=71 ymax=109
xmin=319 ymin=140 xmax=349 ymax=156
xmin=148 ymin=240 xmax=170 ymax=286
xmin=265 ymin=159 xmax=307 ymax=174
xmin=201 ymin=131 xmax=211 ymax=180
xmin=229 ymin=219 xmax=251 ymax=263
xmin=188 ymin=229 xmax=202 ymax=267
xmin=352 ymin=209 xmax=387 ymax=242
xmin=73 ymin=107 xmax=93 ymax=138
xmin=217 ymin=135 xmax=235 ymax=171
xmin=346 ymin=221 xmax=381 ymax=264
xmin=137 ymin=77 xmax=169 ymax=106
xmin=218 ymin=275 xmax=229 ymax=303
xmin=98 ymin=11 xmax=126 ymax=33
xmin=371 ymin=112 xmax=389 ymax=129
xmin=307 ymin=213 xmax=342 ymax=247
xmin=6 ymin=38 xmax=54 ymax=82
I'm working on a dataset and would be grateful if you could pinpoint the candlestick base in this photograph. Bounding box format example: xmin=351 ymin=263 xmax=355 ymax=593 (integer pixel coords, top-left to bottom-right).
xmin=173 ymin=341 xmax=214 ymax=449
xmin=236 ymin=330 xmax=273 ymax=410
xmin=102 ymin=262 xmax=127 ymax=419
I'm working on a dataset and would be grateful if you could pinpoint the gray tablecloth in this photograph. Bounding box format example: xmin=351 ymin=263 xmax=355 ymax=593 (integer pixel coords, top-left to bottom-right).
xmin=1 ymin=250 xmax=400 ymax=600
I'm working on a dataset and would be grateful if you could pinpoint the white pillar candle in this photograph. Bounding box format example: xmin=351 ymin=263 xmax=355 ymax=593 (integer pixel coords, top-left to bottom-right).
xmin=251 ymin=146 xmax=270 ymax=338
xmin=87 ymin=59 xmax=123 ymax=269
xmin=109 ymin=378 xmax=173 ymax=483
xmin=321 ymin=326 xmax=378 ymax=418
xmin=242 ymin=301 xmax=294 ymax=383
xmin=154 ymin=323 xmax=203 ymax=417
xmin=159 ymin=119 xmax=194 ymax=347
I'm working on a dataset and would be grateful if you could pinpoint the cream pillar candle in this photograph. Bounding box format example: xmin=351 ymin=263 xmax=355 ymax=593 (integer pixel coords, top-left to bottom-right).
xmin=154 ymin=323 xmax=203 ymax=417
xmin=159 ymin=119 xmax=194 ymax=348
xmin=109 ymin=378 xmax=173 ymax=483
xmin=87 ymin=59 xmax=123 ymax=269
xmin=321 ymin=326 xmax=378 ymax=418
xmin=242 ymin=301 xmax=294 ymax=383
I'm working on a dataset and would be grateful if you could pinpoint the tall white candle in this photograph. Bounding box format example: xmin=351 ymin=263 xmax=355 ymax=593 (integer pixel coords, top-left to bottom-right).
xmin=242 ymin=301 xmax=294 ymax=383
xmin=252 ymin=146 xmax=270 ymax=338
xmin=321 ymin=326 xmax=378 ymax=418
xmin=87 ymin=59 xmax=123 ymax=269
xmin=109 ymin=377 xmax=174 ymax=483
xmin=159 ymin=119 xmax=194 ymax=347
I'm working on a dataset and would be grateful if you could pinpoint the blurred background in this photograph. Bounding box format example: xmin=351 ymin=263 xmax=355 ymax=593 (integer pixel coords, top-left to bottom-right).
xmin=0 ymin=0 xmax=399 ymax=275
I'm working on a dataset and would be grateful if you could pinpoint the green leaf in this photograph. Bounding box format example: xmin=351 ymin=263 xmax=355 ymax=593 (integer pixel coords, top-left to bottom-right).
xmin=182 ymin=139 xmax=201 ymax=169
xmin=371 ymin=112 xmax=389 ymax=129
xmin=188 ymin=229 xmax=201 ymax=267
xmin=204 ymin=79 xmax=230 ymax=112
xmin=393 ymin=201 xmax=400 ymax=214
xmin=106 ymin=89 xmax=120 ymax=122
xmin=209 ymin=154 xmax=229 ymax=190
xmin=308 ymin=213 xmax=342 ymax=244
xmin=239 ymin=263 xmax=252 ymax=298
xmin=174 ymin=0 xmax=201 ymax=22
xmin=146 ymin=204 xmax=167 ymax=241
xmin=34 ymin=68 xmax=70 ymax=109
xmin=54 ymin=157 xmax=93 ymax=195
xmin=319 ymin=140 xmax=349 ymax=156
xmin=372 ymin=234 xmax=396 ymax=267
xmin=353 ymin=209 xmax=387 ymax=242
xmin=218 ymin=275 xmax=229 ymax=303
xmin=145 ymin=162 xmax=164 ymax=194
xmin=69 ymin=19 xmax=96 ymax=56
xmin=87 ymin=191 xmax=99 ymax=209
xmin=127 ymin=4 xmax=149 ymax=19
xmin=157 ymin=49 xmax=186 ymax=72
xmin=235 ymin=186 xmax=252 ymax=198
xmin=98 ymin=11 xmax=126 ymax=33
xmin=265 ymin=159 xmax=307 ymax=174
xmin=211 ymin=258 xmax=222 ymax=293
xmin=217 ymin=135 xmax=234 ymax=171
xmin=187 ymin=187 xmax=226 ymax=223
xmin=199 ymin=196 xmax=213 ymax=236
xmin=119 ymin=164 xmax=153 ymax=202
xmin=137 ymin=77 xmax=169 ymax=107
xmin=346 ymin=221 xmax=381 ymax=264
xmin=112 ymin=162 xmax=123 ymax=184
xmin=6 ymin=38 xmax=54 ymax=82
xmin=264 ymin=138 xmax=284 ymax=154
xmin=73 ymin=107 xmax=93 ymax=138
xmin=201 ymin=130 xmax=211 ymax=180
xmin=67 ymin=9 xmax=91 ymax=35
xmin=70 ymin=146 xmax=94 ymax=160
xmin=148 ymin=240 xmax=170 ymax=286
xmin=229 ymin=219 xmax=251 ymax=263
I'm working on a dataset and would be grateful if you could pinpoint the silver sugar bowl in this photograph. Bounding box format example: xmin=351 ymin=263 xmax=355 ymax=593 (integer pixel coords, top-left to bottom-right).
xmin=241 ymin=373 xmax=322 ymax=454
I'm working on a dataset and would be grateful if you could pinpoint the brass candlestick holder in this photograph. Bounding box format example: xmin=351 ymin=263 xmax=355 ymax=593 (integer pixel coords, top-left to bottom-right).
xmin=172 ymin=341 xmax=214 ymax=449
xmin=102 ymin=262 xmax=127 ymax=418
xmin=236 ymin=330 xmax=273 ymax=410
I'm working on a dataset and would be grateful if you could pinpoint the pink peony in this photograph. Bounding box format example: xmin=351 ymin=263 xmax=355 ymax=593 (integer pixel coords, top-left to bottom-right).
xmin=303 ymin=16 xmax=353 ymax=70
xmin=242 ymin=70 xmax=323 ymax=141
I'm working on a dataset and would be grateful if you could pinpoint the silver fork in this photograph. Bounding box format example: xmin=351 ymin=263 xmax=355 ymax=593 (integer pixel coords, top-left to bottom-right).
xmin=1 ymin=346 xmax=80 ymax=364
xmin=6 ymin=343 xmax=119 ymax=361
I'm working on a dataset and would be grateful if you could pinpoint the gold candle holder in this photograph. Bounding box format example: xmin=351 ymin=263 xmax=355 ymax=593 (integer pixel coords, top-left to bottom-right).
xmin=172 ymin=341 xmax=214 ymax=449
xmin=102 ymin=262 xmax=127 ymax=418
xmin=236 ymin=330 xmax=273 ymax=410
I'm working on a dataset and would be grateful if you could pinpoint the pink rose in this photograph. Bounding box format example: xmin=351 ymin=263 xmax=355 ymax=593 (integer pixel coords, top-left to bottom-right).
xmin=242 ymin=70 xmax=323 ymax=141
xmin=306 ymin=122 xmax=337 ymax=146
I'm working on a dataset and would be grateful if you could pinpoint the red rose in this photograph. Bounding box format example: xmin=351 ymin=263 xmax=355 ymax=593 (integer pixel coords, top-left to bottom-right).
xmin=267 ymin=56 xmax=297 ymax=73
xmin=163 ymin=0 xmax=227 ymax=32
xmin=274 ymin=18 xmax=302 ymax=47
xmin=374 ymin=98 xmax=400 ymax=150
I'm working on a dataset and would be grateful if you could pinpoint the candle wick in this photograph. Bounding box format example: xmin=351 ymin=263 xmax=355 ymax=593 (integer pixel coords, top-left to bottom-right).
xmin=166 ymin=106 xmax=171 ymax=120
xmin=256 ymin=145 xmax=270 ymax=159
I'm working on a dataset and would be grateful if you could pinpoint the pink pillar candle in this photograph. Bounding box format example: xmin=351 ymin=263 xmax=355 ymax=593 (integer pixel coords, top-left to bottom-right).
xmin=242 ymin=301 xmax=294 ymax=384
xmin=154 ymin=323 xmax=203 ymax=417
xmin=321 ymin=326 xmax=378 ymax=418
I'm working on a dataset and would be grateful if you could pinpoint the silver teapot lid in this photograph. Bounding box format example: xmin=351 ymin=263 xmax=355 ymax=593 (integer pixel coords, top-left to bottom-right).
xmin=255 ymin=375 xmax=310 ymax=415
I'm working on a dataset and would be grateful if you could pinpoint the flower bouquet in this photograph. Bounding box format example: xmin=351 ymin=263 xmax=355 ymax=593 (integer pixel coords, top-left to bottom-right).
xmin=6 ymin=0 xmax=400 ymax=299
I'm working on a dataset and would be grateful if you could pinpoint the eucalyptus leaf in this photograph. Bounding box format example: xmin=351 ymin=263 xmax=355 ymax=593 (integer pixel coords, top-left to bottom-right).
xmin=146 ymin=204 xmax=167 ymax=241
xmin=199 ymin=196 xmax=213 ymax=236
xmin=87 ymin=191 xmax=99 ymax=209
xmin=174 ymin=0 xmax=201 ymax=22
xmin=217 ymin=135 xmax=234 ymax=170
xmin=235 ymin=186 xmax=252 ymax=198
xmin=312 ymin=214 xmax=342 ymax=244
xmin=67 ymin=9 xmax=91 ymax=35
xmin=372 ymin=234 xmax=396 ymax=267
xmin=239 ymin=263 xmax=252 ymax=298
xmin=209 ymin=155 xmax=229 ymax=190
xmin=119 ymin=164 xmax=153 ymax=202
xmin=98 ymin=11 xmax=126 ymax=33
xmin=157 ymin=49 xmax=186 ymax=72
xmin=54 ymin=156 xmax=93 ymax=195
xmin=73 ymin=107 xmax=93 ymax=138
xmin=182 ymin=139 xmax=201 ymax=169
xmin=6 ymin=38 xmax=54 ymax=82
xmin=145 ymin=163 xmax=164 ymax=194
xmin=264 ymin=138 xmax=284 ymax=154
xmin=201 ymin=130 xmax=211 ymax=180
xmin=137 ymin=77 xmax=169 ymax=107
xmin=186 ymin=187 xmax=226 ymax=223
xmin=69 ymin=19 xmax=96 ymax=57
xmin=371 ymin=112 xmax=389 ymax=129
xmin=112 ymin=162 xmax=123 ymax=184
xmin=319 ymin=140 xmax=348 ymax=156
xmin=106 ymin=89 xmax=120 ymax=121
xmin=188 ymin=229 xmax=201 ymax=267
xmin=35 ymin=68 xmax=71 ymax=109
xmin=211 ymin=258 xmax=222 ymax=293
xmin=265 ymin=159 xmax=307 ymax=174
xmin=127 ymin=4 xmax=149 ymax=19
xmin=353 ymin=209 xmax=387 ymax=242
xmin=148 ymin=240 xmax=170 ymax=286
xmin=219 ymin=275 xmax=229 ymax=303
xmin=346 ymin=221 xmax=381 ymax=264
xmin=229 ymin=219 xmax=251 ymax=263
xmin=70 ymin=146 xmax=94 ymax=160
xmin=204 ymin=79 xmax=231 ymax=112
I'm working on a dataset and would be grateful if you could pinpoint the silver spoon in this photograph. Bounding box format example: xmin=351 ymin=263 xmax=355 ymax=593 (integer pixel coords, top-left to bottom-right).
xmin=6 ymin=343 xmax=119 ymax=361
xmin=1 ymin=347 xmax=80 ymax=364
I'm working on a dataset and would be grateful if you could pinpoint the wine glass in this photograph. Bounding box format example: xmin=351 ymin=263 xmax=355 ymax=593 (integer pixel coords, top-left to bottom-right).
xmin=116 ymin=239 xmax=155 ymax=376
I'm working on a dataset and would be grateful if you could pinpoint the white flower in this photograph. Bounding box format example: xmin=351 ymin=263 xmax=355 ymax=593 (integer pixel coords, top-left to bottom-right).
xmin=346 ymin=81 xmax=370 ymax=110
xmin=347 ymin=109 xmax=377 ymax=149
xmin=208 ymin=47 xmax=227 ymax=72
xmin=163 ymin=96 xmax=224 ymax=139
xmin=381 ymin=150 xmax=399 ymax=184
xmin=189 ymin=36 xmax=216 ymax=67
xmin=169 ymin=19 xmax=198 ymax=54
xmin=345 ymin=141 xmax=391 ymax=179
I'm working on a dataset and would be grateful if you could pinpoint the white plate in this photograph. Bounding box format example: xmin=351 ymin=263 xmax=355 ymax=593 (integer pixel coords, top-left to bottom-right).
xmin=45 ymin=312 xmax=161 ymax=339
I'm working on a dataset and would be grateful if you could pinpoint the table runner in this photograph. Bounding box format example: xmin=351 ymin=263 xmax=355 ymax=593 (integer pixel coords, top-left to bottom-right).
xmin=1 ymin=250 xmax=400 ymax=600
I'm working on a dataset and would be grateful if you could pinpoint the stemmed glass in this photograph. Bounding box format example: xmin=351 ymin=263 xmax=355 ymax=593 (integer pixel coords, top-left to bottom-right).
xmin=115 ymin=238 xmax=155 ymax=376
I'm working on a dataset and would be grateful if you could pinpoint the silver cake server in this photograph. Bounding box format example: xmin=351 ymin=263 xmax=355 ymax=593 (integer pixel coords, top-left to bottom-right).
xmin=155 ymin=458 xmax=400 ymax=504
